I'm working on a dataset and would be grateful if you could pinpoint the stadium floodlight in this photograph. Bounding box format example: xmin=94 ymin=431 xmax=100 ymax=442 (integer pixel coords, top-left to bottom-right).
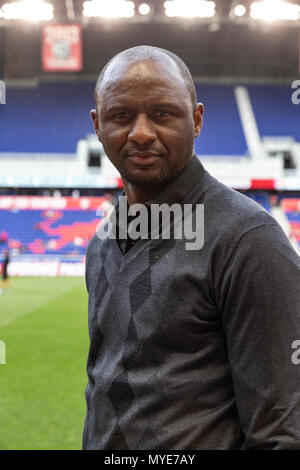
xmin=234 ymin=4 xmax=247 ymax=16
xmin=164 ymin=0 xmax=216 ymax=18
xmin=1 ymin=0 xmax=53 ymax=21
xmin=250 ymin=0 xmax=300 ymax=21
xmin=138 ymin=3 xmax=151 ymax=15
xmin=83 ymin=0 xmax=135 ymax=18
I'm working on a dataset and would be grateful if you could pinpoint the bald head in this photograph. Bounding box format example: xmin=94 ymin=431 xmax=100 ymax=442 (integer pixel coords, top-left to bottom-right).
xmin=94 ymin=46 xmax=197 ymax=111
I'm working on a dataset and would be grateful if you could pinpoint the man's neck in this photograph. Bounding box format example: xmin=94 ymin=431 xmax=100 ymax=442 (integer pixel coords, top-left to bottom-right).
xmin=122 ymin=180 xmax=166 ymax=206
xmin=121 ymin=157 xmax=196 ymax=206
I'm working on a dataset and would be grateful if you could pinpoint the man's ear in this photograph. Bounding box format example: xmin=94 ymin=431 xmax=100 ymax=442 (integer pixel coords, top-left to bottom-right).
xmin=91 ymin=109 xmax=101 ymax=141
xmin=193 ymin=103 xmax=204 ymax=138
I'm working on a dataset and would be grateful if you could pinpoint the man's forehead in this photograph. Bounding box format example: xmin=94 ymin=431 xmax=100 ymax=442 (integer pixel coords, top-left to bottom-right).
xmin=98 ymin=55 xmax=184 ymax=95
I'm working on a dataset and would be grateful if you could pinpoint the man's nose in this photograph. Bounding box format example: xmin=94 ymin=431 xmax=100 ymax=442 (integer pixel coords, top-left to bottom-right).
xmin=128 ymin=114 xmax=156 ymax=146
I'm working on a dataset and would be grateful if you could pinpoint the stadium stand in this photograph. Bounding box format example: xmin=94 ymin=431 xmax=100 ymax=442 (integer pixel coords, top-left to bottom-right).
xmin=0 ymin=196 xmax=114 ymax=260
xmin=2 ymin=82 xmax=249 ymax=156
xmin=195 ymin=85 xmax=247 ymax=156
xmin=0 ymin=192 xmax=275 ymax=261
xmin=248 ymin=85 xmax=300 ymax=142
xmin=281 ymin=198 xmax=300 ymax=246
xmin=1 ymin=82 xmax=94 ymax=153
xmin=1 ymin=50 xmax=300 ymax=271
xmin=0 ymin=209 xmax=98 ymax=255
xmin=3 ymin=83 xmax=300 ymax=157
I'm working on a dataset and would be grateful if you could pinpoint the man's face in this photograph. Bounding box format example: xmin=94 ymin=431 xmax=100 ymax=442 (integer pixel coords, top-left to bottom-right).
xmin=91 ymin=57 xmax=203 ymax=186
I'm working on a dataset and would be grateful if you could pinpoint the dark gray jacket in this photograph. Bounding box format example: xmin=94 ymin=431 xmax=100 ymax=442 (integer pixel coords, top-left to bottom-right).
xmin=83 ymin=156 xmax=300 ymax=449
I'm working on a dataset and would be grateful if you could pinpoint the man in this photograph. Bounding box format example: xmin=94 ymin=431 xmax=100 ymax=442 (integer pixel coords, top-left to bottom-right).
xmin=83 ymin=46 xmax=300 ymax=449
xmin=0 ymin=249 xmax=10 ymax=293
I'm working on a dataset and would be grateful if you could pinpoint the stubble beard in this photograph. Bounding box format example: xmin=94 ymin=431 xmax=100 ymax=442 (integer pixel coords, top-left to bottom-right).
xmin=120 ymin=150 xmax=193 ymax=188
xmin=121 ymin=164 xmax=174 ymax=187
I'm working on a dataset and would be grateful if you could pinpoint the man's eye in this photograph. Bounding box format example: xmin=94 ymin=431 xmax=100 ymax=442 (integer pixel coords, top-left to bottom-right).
xmin=113 ymin=112 xmax=130 ymax=120
xmin=155 ymin=111 xmax=173 ymax=118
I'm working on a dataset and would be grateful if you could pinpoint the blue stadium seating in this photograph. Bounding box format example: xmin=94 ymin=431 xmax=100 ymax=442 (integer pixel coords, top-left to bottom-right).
xmin=195 ymin=85 xmax=247 ymax=156
xmin=0 ymin=208 xmax=100 ymax=256
xmin=248 ymin=85 xmax=300 ymax=141
xmin=1 ymin=82 xmax=94 ymax=153
xmin=281 ymin=198 xmax=300 ymax=247
xmin=1 ymin=82 xmax=299 ymax=157
xmin=1 ymin=82 xmax=248 ymax=156
xmin=0 ymin=191 xmax=274 ymax=259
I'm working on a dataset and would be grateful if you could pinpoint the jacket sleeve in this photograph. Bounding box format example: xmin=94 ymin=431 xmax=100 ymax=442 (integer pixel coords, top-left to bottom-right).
xmin=85 ymin=232 xmax=100 ymax=294
xmin=219 ymin=222 xmax=300 ymax=449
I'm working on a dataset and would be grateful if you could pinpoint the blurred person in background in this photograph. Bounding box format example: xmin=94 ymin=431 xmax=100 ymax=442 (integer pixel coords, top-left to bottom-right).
xmin=0 ymin=230 xmax=8 ymax=245
xmin=0 ymin=249 xmax=11 ymax=293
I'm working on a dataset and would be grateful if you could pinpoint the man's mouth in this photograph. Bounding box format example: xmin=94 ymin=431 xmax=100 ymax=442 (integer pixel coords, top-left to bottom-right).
xmin=127 ymin=153 xmax=161 ymax=166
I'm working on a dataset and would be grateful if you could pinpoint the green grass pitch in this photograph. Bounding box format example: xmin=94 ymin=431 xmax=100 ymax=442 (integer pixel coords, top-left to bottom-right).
xmin=0 ymin=277 xmax=89 ymax=450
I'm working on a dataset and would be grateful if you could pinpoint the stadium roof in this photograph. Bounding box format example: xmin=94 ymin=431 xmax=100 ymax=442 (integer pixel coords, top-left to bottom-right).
xmin=0 ymin=0 xmax=299 ymax=81
xmin=1 ymin=0 xmax=300 ymax=23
